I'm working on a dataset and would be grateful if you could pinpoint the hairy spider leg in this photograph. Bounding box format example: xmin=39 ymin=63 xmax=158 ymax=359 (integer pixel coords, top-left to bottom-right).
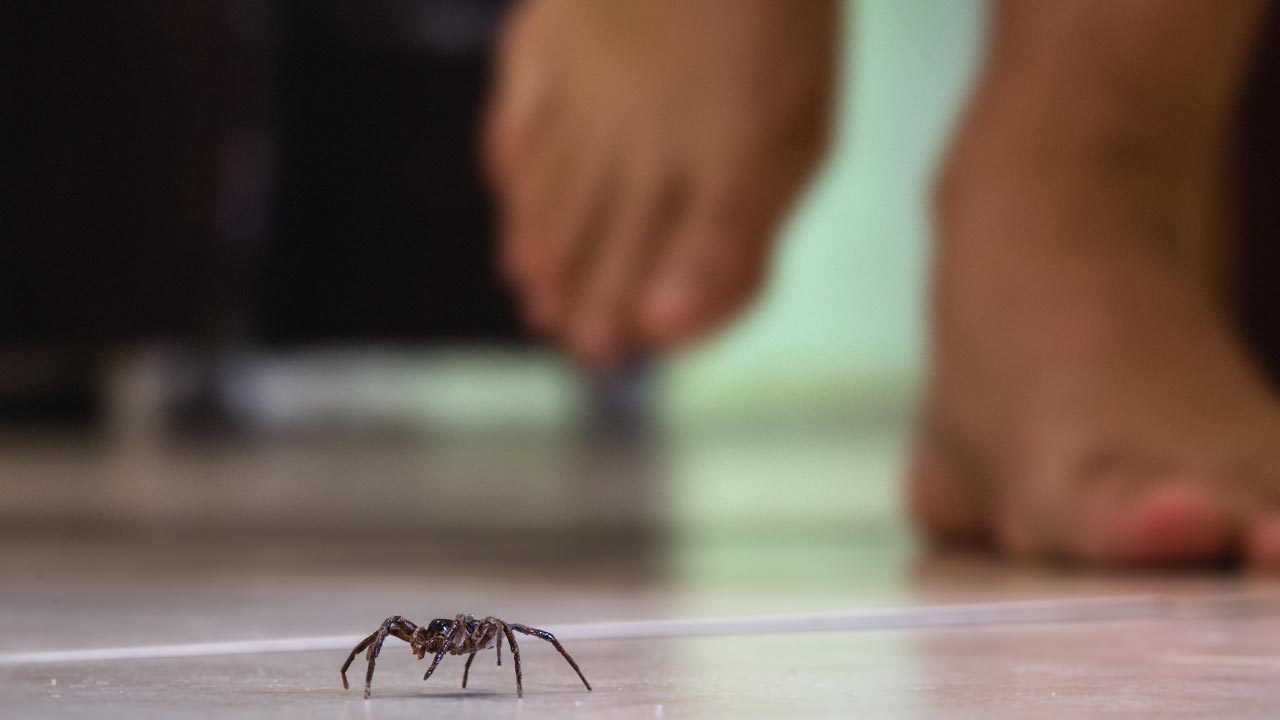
xmin=476 ymin=620 xmax=504 ymax=666
xmin=462 ymin=620 xmax=505 ymax=689
xmin=422 ymin=621 xmax=462 ymax=683
xmin=509 ymin=623 xmax=592 ymax=691
xmin=340 ymin=617 xmax=419 ymax=696
xmin=502 ymin=624 xmax=523 ymax=698
xmin=364 ymin=616 xmax=414 ymax=699
xmin=409 ymin=625 xmax=428 ymax=659
xmin=461 ymin=652 xmax=478 ymax=688
xmin=340 ymin=631 xmax=379 ymax=691
xmin=464 ymin=616 xmax=488 ymax=648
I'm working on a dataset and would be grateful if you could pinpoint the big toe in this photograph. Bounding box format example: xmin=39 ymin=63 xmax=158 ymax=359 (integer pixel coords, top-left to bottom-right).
xmin=1070 ymin=481 xmax=1231 ymax=565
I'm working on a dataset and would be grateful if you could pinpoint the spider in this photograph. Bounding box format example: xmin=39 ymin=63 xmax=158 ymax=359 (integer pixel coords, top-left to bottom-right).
xmin=341 ymin=614 xmax=592 ymax=699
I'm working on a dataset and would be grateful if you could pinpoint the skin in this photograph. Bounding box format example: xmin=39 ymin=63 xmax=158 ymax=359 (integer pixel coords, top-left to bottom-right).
xmin=486 ymin=0 xmax=836 ymax=366
xmin=486 ymin=0 xmax=1280 ymax=567
xmin=913 ymin=0 xmax=1280 ymax=566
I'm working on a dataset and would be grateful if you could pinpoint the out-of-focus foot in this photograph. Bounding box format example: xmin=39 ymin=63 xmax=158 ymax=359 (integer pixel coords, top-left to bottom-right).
xmin=485 ymin=0 xmax=836 ymax=365
xmin=909 ymin=0 xmax=1280 ymax=568
xmin=910 ymin=154 xmax=1280 ymax=567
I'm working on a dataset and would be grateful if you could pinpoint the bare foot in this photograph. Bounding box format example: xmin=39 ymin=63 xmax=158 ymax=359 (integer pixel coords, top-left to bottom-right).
xmin=910 ymin=0 xmax=1280 ymax=567
xmin=913 ymin=184 xmax=1280 ymax=565
xmin=485 ymin=0 xmax=835 ymax=365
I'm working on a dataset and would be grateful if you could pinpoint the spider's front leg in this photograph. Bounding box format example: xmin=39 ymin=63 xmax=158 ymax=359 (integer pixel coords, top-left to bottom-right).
xmin=341 ymin=616 xmax=417 ymax=699
xmin=421 ymin=621 xmax=462 ymax=684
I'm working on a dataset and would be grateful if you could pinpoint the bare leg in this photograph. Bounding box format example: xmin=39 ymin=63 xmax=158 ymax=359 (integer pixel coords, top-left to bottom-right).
xmin=912 ymin=0 xmax=1280 ymax=564
xmin=502 ymin=625 xmax=523 ymax=698
xmin=509 ymin=623 xmax=591 ymax=691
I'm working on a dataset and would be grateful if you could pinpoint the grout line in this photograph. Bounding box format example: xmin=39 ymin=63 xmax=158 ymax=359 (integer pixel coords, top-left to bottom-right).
xmin=0 ymin=637 xmax=368 ymax=666
xmin=0 ymin=593 xmax=1271 ymax=667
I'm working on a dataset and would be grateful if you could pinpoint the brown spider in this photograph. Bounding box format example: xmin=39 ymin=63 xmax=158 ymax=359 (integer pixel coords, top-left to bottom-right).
xmin=341 ymin=614 xmax=592 ymax=699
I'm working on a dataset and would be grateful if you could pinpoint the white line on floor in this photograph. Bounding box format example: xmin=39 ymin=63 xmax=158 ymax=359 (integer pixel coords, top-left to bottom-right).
xmin=1 ymin=594 xmax=1272 ymax=666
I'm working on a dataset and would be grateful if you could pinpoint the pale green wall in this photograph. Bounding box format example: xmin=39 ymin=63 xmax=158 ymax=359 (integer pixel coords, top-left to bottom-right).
xmin=662 ymin=0 xmax=987 ymax=428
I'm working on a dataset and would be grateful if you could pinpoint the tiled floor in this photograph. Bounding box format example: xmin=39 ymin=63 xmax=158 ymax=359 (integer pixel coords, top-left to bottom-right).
xmin=4 ymin=539 xmax=1280 ymax=719
xmin=3 ymin=431 xmax=1280 ymax=717
xmin=8 ymin=615 xmax=1278 ymax=720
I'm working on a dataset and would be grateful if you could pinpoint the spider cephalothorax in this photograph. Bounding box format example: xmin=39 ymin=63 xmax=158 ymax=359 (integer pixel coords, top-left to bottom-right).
xmin=407 ymin=618 xmax=453 ymax=658
xmin=341 ymin=614 xmax=591 ymax=699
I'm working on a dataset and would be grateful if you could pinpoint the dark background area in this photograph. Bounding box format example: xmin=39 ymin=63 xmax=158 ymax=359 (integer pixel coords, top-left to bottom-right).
xmin=2 ymin=0 xmax=525 ymax=427
xmin=3 ymin=0 xmax=517 ymax=346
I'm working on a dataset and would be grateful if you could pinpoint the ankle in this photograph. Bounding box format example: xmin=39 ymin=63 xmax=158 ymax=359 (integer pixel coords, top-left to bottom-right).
xmin=934 ymin=121 xmax=1225 ymax=270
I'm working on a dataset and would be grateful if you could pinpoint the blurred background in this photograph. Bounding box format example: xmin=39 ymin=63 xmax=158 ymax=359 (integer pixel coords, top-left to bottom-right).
xmin=14 ymin=6 xmax=1280 ymax=718
xmin=1 ymin=0 xmax=986 ymax=596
